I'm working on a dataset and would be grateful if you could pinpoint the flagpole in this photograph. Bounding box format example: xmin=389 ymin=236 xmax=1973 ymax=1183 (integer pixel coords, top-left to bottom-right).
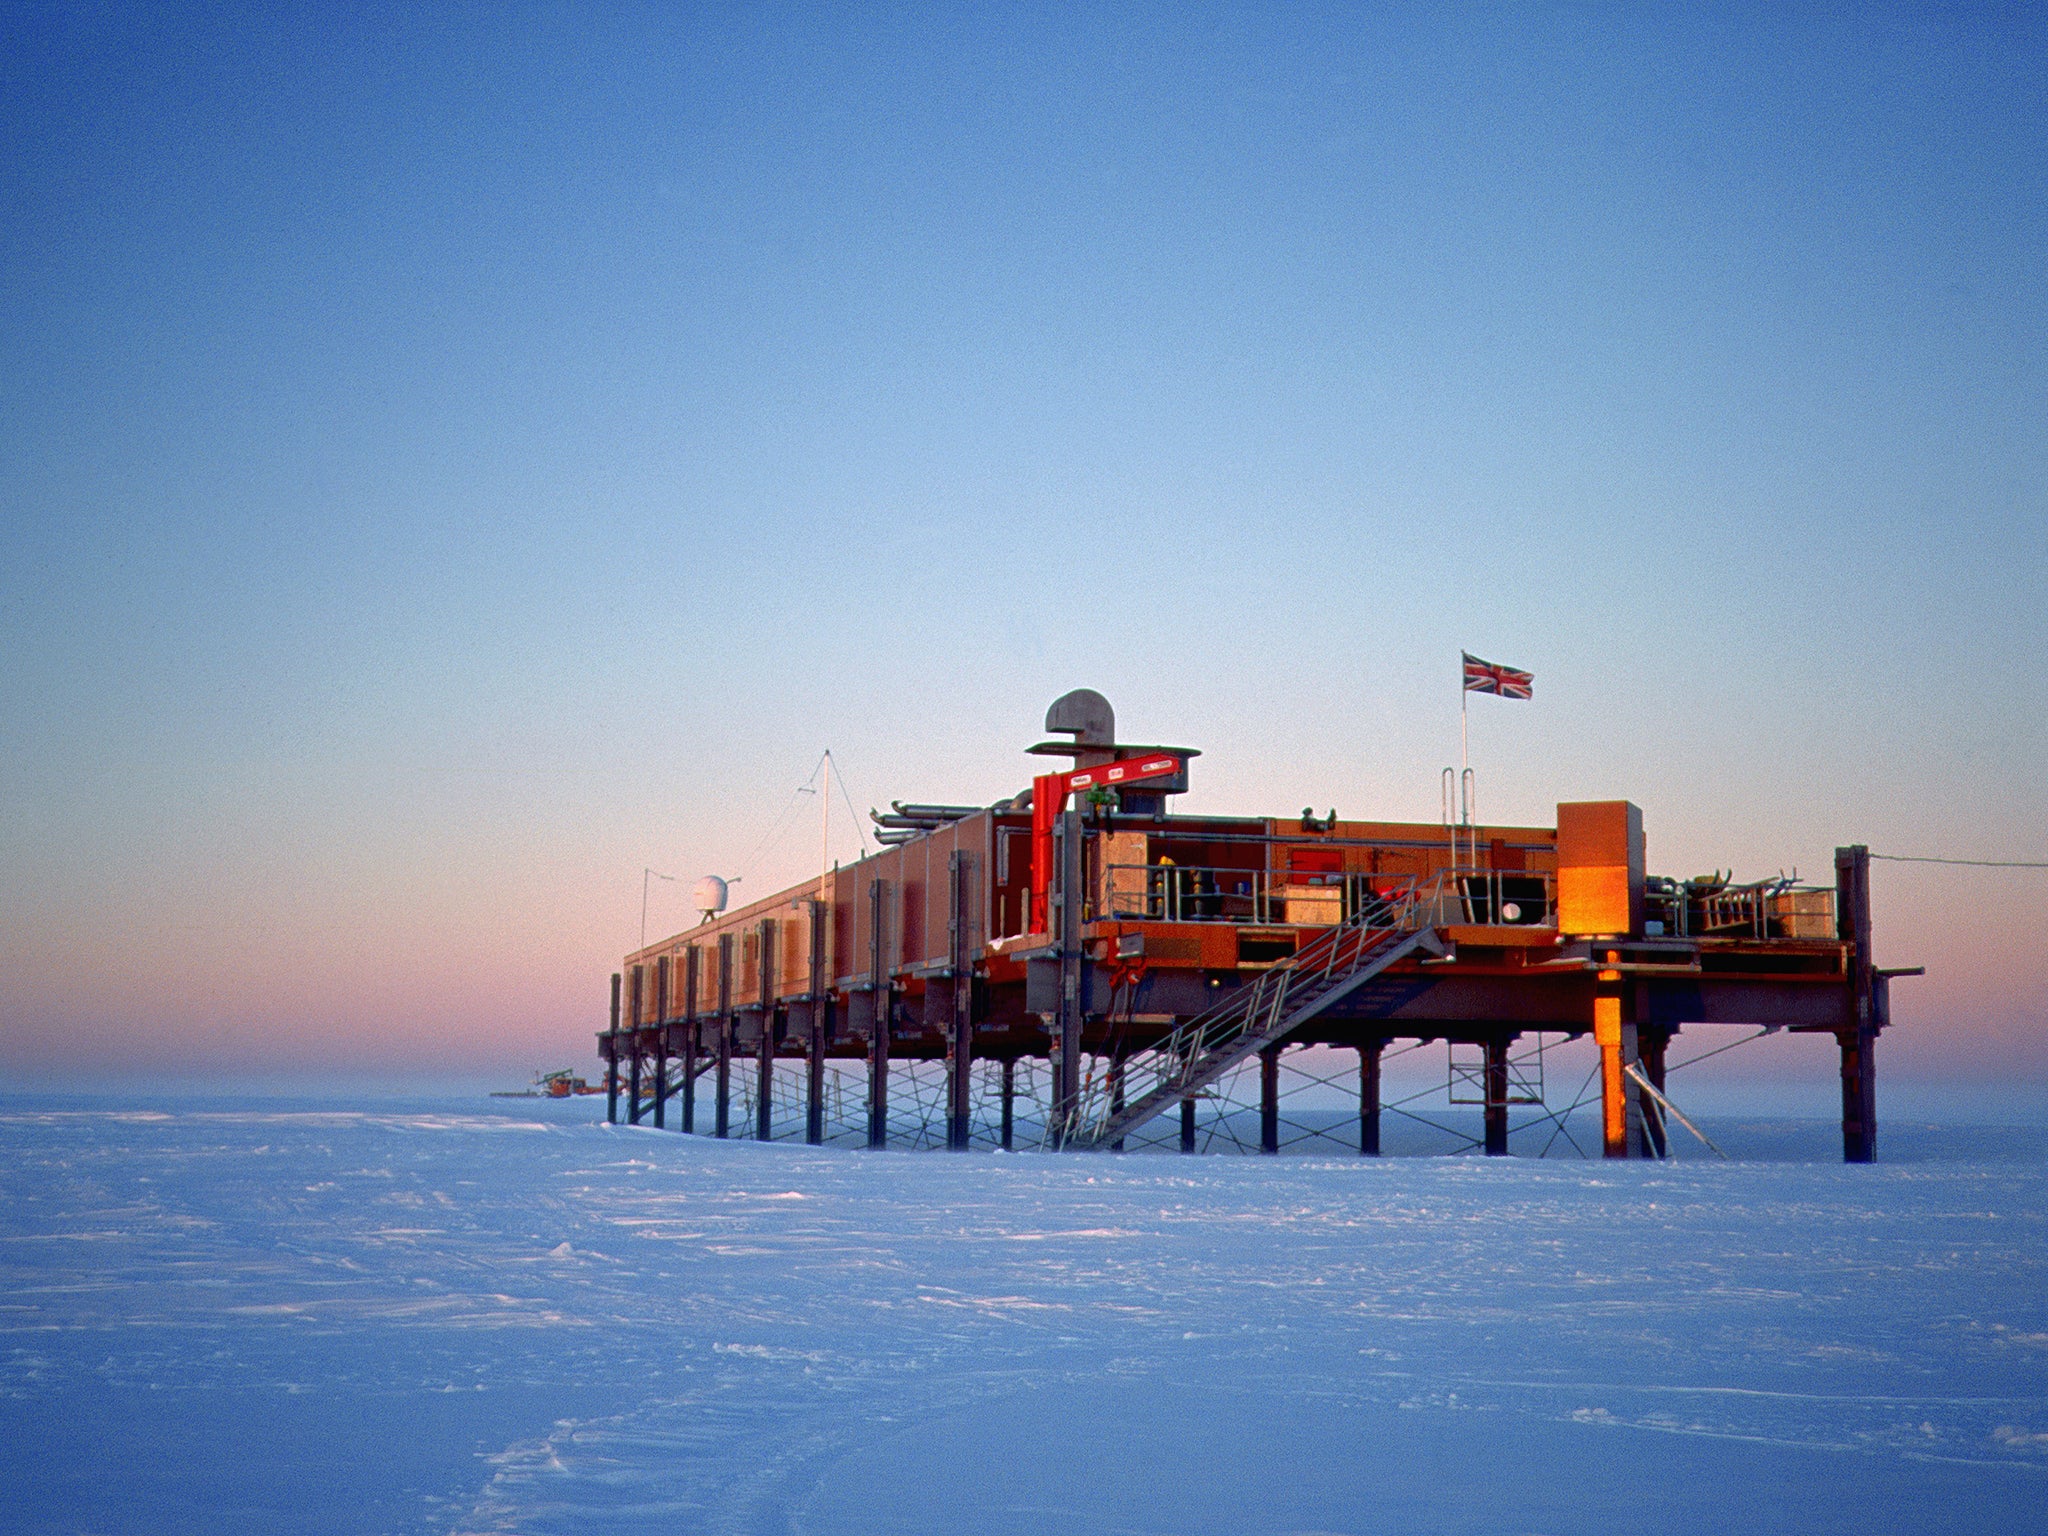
xmin=1459 ymin=665 xmax=1471 ymax=870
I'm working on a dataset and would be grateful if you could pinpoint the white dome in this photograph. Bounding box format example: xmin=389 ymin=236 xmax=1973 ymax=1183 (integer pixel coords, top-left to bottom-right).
xmin=692 ymin=875 xmax=729 ymax=919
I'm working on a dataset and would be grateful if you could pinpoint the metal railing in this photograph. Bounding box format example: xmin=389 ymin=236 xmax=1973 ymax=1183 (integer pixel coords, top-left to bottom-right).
xmin=1058 ymin=875 xmax=1447 ymax=1148
xmin=1098 ymin=864 xmax=1555 ymax=929
xmin=1642 ymin=877 xmax=1835 ymax=941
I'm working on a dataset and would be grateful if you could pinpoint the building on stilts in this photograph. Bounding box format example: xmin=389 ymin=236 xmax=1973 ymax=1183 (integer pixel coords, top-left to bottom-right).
xmin=600 ymin=691 xmax=1911 ymax=1162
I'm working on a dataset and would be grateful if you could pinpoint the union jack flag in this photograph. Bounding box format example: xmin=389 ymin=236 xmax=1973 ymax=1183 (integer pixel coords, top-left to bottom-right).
xmin=1463 ymin=652 xmax=1533 ymax=699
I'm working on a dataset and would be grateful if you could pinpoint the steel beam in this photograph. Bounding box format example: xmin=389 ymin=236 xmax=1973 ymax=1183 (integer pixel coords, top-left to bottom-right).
xmin=1639 ymin=1025 xmax=1671 ymax=1158
xmin=757 ymin=919 xmax=776 ymax=1142
xmin=1836 ymin=844 xmax=1878 ymax=1163
xmin=1260 ymin=1044 xmax=1280 ymax=1154
xmin=1052 ymin=811 xmax=1083 ymax=1143
xmin=1595 ymin=957 xmax=1644 ymax=1158
xmin=1358 ymin=1038 xmax=1381 ymax=1155
xmin=868 ymin=878 xmax=889 ymax=1149
xmin=716 ymin=934 xmax=733 ymax=1139
xmin=652 ymin=956 xmax=670 ymax=1130
xmin=1483 ymin=1033 xmax=1511 ymax=1156
xmin=1000 ymin=1057 xmax=1015 ymax=1150
xmin=1181 ymin=1095 xmax=1196 ymax=1153
xmin=682 ymin=946 xmax=699 ymax=1135
xmin=627 ymin=965 xmax=644 ymax=1127
xmin=946 ymin=850 xmax=974 ymax=1151
xmin=807 ymin=900 xmax=827 ymax=1146
xmin=1108 ymin=1053 xmax=1126 ymax=1152
xmin=605 ymin=972 xmax=621 ymax=1124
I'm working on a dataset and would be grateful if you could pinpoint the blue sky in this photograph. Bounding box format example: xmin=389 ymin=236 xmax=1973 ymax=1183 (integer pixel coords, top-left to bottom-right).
xmin=2 ymin=3 xmax=2042 ymax=1085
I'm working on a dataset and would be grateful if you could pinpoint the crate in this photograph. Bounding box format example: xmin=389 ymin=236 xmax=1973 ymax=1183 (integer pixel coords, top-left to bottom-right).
xmin=1770 ymin=890 xmax=1836 ymax=939
xmin=1281 ymin=883 xmax=1342 ymax=926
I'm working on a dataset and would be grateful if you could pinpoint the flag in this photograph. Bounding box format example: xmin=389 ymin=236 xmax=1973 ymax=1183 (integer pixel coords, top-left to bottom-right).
xmin=1462 ymin=652 xmax=1533 ymax=699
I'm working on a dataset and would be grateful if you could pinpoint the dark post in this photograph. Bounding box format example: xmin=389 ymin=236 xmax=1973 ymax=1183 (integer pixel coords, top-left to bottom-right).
xmin=652 ymin=956 xmax=670 ymax=1130
xmin=946 ymin=850 xmax=974 ymax=1150
xmin=681 ymin=946 xmax=699 ymax=1134
xmin=1358 ymin=1038 xmax=1382 ymax=1155
xmin=1638 ymin=1026 xmax=1671 ymax=1158
xmin=1836 ymin=845 xmax=1878 ymax=1163
xmin=627 ymin=965 xmax=645 ymax=1126
xmin=1180 ymin=1095 xmax=1197 ymax=1153
xmin=1483 ymin=1033 xmax=1511 ymax=1156
xmin=807 ymin=898 xmax=827 ymax=1146
xmin=1108 ymin=1053 xmax=1126 ymax=1152
xmin=1000 ymin=1057 xmax=1016 ymax=1150
xmin=757 ymin=919 xmax=775 ymax=1141
xmin=605 ymin=972 xmax=621 ymax=1124
xmin=1052 ymin=810 xmax=1084 ymax=1144
xmin=868 ymin=878 xmax=890 ymax=1149
xmin=1260 ymin=1044 xmax=1281 ymax=1154
xmin=715 ymin=934 xmax=733 ymax=1139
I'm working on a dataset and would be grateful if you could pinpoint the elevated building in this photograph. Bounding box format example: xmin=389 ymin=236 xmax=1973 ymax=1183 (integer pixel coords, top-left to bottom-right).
xmin=600 ymin=691 xmax=1906 ymax=1161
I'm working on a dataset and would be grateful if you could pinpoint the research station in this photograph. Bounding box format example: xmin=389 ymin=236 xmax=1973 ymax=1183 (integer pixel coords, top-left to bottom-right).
xmin=599 ymin=690 xmax=1909 ymax=1161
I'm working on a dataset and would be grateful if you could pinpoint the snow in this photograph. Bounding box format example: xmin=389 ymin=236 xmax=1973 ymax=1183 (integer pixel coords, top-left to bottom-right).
xmin=3 ymin=1097 xmax=2044 ymax=1534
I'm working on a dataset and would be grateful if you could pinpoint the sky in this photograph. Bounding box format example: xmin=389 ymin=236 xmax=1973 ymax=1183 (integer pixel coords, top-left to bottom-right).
xmin=2 ymin=3 xmax=2043 ymax=1095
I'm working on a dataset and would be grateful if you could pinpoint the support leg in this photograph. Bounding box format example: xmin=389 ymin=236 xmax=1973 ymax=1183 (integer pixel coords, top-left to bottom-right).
xmin=605 ymin=973 xmax=621 ymax=1124
xmin=1108 ymin=1054 xmax=1126 ymax=1152
xmin=715 ymin=1017 xmax=731 ymax=1139
xmin=946 ymin=851 xmax=974 ymax=1151
xmin=627 ymin=1039 xmax=643 ymax=1126
xmin=1359 ymin=1038 xmax=1382 ymax=1156
xmin=1260 ymin=1045 xmax=1280 ymax=1154
xmin=1052 ymin=811 xmax=1083 ymax=1143
xmin=945 ymin=990 xmax=973 ymax=1152
xmin=1595 ymin=964 xmax=1642 ymax=1158
xmin=681 ymin=1022 xmax=696 ymax=1134
xmin=1639 ymin=1026 xmax=1671 ymax=1159
xmin=1836 ymin=844 xmax=1879 ymax=1164
xmin=1484 ymin=1033 xmax=1511 ymax=1156
xmin=1839 ymin=1027 xmax=1877 ymax=1164
xmin=807 ymin=999 xmax=827 ymax=1146
xmin=653 ymin=1035 xmax=668 ymax=1130
xmin=1180 ymin=1095 xmax=1196 ymax=1153
xmin=757 ymin=1010 xmax=774 ymax=1142
xmin=1000 ymin=1058 xmax=1015 ymax=1151
xmin=868 ymin=992 xmax=889 ymax=1149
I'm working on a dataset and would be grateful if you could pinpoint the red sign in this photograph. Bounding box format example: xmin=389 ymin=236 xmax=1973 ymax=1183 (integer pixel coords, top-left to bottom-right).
xmin=1066 ymin=755 xmax=1179 ymax=791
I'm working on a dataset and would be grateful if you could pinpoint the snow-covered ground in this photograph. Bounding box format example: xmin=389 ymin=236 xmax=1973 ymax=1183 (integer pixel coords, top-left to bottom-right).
xmin=3 ymin=1096 xmax=2044 ymax=1535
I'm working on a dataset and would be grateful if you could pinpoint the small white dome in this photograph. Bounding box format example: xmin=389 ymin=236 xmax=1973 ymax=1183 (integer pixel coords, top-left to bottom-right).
xmin=692 ymin=875 xmax=729 ymax=919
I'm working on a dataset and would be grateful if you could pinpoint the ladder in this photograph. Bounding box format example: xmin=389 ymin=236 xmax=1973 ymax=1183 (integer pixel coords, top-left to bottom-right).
xmin=1057 ymin=878 xmax=1446 ymax=1149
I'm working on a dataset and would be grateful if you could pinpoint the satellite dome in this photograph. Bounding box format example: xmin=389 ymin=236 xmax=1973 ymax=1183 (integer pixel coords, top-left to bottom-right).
xmin=692 ymin=875 xmax=729 ymax=923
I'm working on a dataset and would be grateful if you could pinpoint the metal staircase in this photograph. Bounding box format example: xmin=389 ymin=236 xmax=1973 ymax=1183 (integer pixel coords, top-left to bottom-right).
xmin=1056 ymin=878 xmax=1447 ymax=1149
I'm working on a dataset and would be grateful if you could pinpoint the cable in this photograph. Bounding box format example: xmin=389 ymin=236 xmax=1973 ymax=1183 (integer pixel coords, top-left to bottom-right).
xmin=826 ymin=753 xmax=873 ymax=856
xmin=1664 ymin=1026 xmax=1777 ymax=1075
xmin=1871 ymin=853 xmax=2048 ymax=869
